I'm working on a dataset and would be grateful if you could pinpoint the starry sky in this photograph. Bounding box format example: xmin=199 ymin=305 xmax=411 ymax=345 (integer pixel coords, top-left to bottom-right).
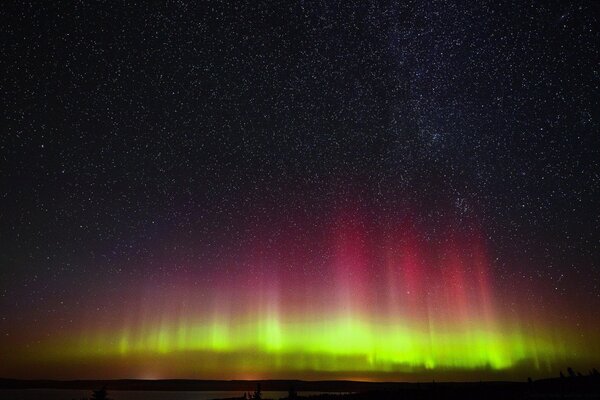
xmin=1 ymin=1 xmax=599 ymax=381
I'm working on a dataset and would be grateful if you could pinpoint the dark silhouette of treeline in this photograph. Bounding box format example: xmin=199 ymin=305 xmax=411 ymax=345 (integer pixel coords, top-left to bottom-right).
xmin=214 ymin=369 xmax=600 ymax=400
xmin=2 ymin=368 xmax=599 ymax=399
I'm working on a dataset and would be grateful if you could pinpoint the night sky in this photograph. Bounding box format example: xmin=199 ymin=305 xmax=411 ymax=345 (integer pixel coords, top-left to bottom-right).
xmin=1 ymin=1 xmax=599 ymax=380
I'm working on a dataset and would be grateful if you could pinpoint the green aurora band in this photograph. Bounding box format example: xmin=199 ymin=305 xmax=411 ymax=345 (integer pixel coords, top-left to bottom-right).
xmin=2 ymin=216 xmax=597 ymax=380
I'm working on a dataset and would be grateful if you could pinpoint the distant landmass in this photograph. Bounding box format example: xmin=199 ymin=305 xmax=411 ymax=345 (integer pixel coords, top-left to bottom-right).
xmin=2 ymin=375 xmax=600 ymax=399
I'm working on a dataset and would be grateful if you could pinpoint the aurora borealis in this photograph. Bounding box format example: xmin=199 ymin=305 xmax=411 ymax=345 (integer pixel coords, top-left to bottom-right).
xmin=2 ymin=208 xmax=598 ymax=380
xmin=2 ymin=1 xmax=600 ymax=382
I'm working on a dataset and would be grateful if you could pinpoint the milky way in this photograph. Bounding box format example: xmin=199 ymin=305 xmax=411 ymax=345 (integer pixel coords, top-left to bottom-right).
xmin=1 ymin=1 xmax=599 ymax=380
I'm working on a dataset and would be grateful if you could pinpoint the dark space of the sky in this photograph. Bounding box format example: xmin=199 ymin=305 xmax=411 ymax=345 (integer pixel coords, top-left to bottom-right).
xmin=1 ymin=1 xmax=599 ymax=379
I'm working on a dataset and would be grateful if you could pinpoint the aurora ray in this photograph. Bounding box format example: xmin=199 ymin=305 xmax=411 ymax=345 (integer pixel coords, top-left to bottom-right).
xmin=2 ymin=210 xmax=596 ymax=380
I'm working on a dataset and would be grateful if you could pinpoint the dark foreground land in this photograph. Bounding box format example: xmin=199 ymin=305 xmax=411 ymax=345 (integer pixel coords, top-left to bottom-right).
xmin=2 ymin=375 xmax=600 ymax=399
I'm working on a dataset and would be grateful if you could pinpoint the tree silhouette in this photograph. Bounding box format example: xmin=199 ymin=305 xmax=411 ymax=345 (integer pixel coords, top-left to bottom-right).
xmin=253 ymin=382 xmax=262 ymax=400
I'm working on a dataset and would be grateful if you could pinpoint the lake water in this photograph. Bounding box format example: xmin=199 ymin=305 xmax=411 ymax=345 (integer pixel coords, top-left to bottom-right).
xmin=0 ymin=389 xmax=336 ymax=400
